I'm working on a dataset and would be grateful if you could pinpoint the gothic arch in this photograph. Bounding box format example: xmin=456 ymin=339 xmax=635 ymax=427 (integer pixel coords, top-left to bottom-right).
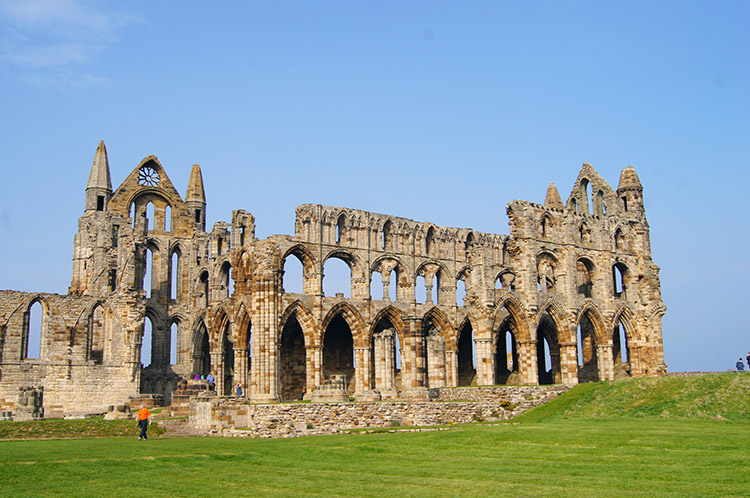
xmin=493 ymin=295 xmax=531 ymax=342
xmin=283 ymin=243 xmax=317 ymax=275
xmin=536 ymin=297 xmax=573 ymax=343
xmin=574 ymin=301 xmax=608 ymax=345
xmin=321 ymin=302 xmax=367 ymax=348
xmin=422 ymin=306 xmax=456 ymax=349
xmin=279 ymin=300 xmax=319 ymax=347
xmin=368 ymin=305 xmax=405 ymax=344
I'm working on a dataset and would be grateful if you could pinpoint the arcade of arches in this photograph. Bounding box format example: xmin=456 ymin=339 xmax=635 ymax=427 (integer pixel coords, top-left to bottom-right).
xmin=0 ymin=144 xmax=666 ymax=415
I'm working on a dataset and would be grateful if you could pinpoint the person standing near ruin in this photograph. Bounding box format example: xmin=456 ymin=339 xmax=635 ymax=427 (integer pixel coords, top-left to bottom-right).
xmin=137 ymin=404 xmax=151 ymax=440
xmin=746 ymin=353 xmax=750 ymax=369
xmin=736 ymin=358 xmax=745 ymax=372
xmin=236 ymin=382 xmax=243 ymax=397
xmin=207 ymin=373 xmax=215 ymax=390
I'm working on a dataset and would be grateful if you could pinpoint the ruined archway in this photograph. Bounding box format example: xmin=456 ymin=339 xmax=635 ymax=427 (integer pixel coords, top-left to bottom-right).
xmin=457 ymin=320 xmax=476 ymax=386
xmin=322 ymin=314 xmax=355 ymax=394
xmin=577 ymin=312 xmax=599 ymax=382
xmin=371 ymin=313 xmax=402 ymax=395
xmin=279 ymin=313 xmax=306 ymax=401
xmin=536 ymin=313 xmax=560 ymax=385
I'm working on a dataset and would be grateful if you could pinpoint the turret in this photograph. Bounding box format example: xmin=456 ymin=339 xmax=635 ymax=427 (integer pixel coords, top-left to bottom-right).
xmin=544 ymin=182 xmax=564 ymax=210
xmin=84 ymin=141 xmax=113 ymax=213
xmin=617 ymin=165 xmax=644 ymax=216
xmin=186 ymin=163 xmax=206 ymax=231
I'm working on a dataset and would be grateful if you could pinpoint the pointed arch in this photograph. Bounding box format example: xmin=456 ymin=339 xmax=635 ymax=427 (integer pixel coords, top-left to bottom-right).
xmin=493 ymin=295 xmax=531 ymax=343
xmin=368 ymin=305 xmax=405 ymax=344
xmin=280 ymin=300 xmax=319 ymax=347
xmin=422 ymin=306 xmax=456 ymax=349
xmin=321 ymin=302 xmax=367 ymax=347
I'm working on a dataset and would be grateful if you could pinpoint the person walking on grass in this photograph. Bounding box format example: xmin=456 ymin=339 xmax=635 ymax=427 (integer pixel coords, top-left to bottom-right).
xmin=137 ymin=404 xmax=151 ymax=440
xmin=736 ymin=358 xmax=745 ymax=372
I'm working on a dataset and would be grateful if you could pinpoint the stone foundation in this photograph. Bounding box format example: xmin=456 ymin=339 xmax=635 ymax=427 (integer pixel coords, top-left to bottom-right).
xmin=189 ymin=385 xmax=571 ymax=438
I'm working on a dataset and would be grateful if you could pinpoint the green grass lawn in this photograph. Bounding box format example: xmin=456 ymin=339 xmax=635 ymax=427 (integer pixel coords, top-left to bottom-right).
xmin=1 ymin=374 xmax=748 ymax=497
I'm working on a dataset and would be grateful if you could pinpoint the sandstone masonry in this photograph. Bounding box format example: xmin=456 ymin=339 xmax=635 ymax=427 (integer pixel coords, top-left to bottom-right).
xmin=0 ymin=142 xmax=666 ymax=417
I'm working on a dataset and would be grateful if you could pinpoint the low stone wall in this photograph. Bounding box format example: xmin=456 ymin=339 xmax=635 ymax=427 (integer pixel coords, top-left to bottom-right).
xmin=189 ymin=385 xmax=571 ymax=438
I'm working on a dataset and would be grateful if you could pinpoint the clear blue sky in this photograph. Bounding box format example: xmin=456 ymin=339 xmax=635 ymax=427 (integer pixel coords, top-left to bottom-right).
xmin=0 ymin=1 xmax=747 ymax=372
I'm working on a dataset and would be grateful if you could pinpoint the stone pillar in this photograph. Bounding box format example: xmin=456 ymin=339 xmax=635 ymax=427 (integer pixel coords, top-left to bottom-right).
xmin=597 ymin=344 xmax=614 ymax=381
xmin=234 ymin=347 xmax=248 ymax=395
xmin=517 ymin=340 xmax=539 ymax=385
xmin=446 ymin=350 xmax=458 ymax=386
xmin=304 ymin=345 xmax=317 ymax=399
xmin=354 ymin=347 xmax=370 ymax=393
xmin=474 ymin=337 xmax=495 ymax=385
xmin=558 ymin=342 xmax=579 ymax=385
xmin=210 ymin=351 xmax=222 ymax=393
xmin=382 ymin=272 xmax=391 ymax=301
xmin=426 ymin=334 xmax=446 ymax=388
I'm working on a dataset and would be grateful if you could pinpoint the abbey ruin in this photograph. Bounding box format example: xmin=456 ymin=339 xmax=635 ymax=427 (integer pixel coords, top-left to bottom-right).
xmin=0 ymin=142 xmax=666 ymax=417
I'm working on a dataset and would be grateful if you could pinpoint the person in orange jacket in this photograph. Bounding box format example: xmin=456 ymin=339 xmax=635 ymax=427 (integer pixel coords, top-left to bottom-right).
xmin=137 ymin=404 xmax=151 ymax=441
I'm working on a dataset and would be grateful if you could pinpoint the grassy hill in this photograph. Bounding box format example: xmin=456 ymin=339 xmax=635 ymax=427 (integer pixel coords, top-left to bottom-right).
xmin=514 ymin=372 xmax=750 ymax=423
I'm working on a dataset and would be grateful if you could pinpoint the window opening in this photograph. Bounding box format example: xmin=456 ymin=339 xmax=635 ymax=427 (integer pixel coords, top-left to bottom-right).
xmin=323 ymin=257 xmax=351 ymax=298
xmin=97 ymin=195 xmax=105 ymax=211
xmin=170 ymin=322 xmax=178 ymax=365
xmin=141 ymin=316 xmax=153 ymax=367
xmin=164 ymin=205 xmax=171 ymax=232
xmin=26 ymin=301 xmax=43 ymax=359
xmin=283 ymin=254 xmax=304 ymax=294
xmin=144 ymin=248 xmax=153 ymax=298
xmin=146 ymin=202 xmax=154 ymax=231
xmin=170 ymin=252 xmax=179 ymax=300
xmin=456 ymin=278 xmax=466 ymax=307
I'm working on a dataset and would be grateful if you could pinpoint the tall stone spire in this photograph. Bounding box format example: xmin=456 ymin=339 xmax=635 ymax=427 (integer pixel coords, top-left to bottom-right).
xmin=84 ymin=140 xmax=113 ymax=212
xmin=617 ymin=165 xmax=644 ymax=216
xmin=617 ymin=165 xmax=643 ymax=192
xmin=544 ymin=182 xmax=564 ymax=210
xmin=186 ymin=164 xmax=206 ymax=231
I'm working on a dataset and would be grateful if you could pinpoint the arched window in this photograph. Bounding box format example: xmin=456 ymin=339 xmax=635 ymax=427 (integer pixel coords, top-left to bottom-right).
xmin=613 ymin=263 xmax=627 ymax=297
xmin=89 ymin=304 xmax=105 ymax=363
xmin=576 ymin=259 xmax=594 ymax=298
xmin=464 ymin=233 xmax=474 ymax=261
xmin=582 ymin=179 xmax=593 ymax=215
xmin=336 ymin=214 xmax=346 ymax=244
xmin=170 ymin=250 xmax=180 ymax=301
xmin=144 ymin=247 xmax=154 ymax=298
xmin=220 ymin=262 xmax=233 ymax=298
xmin=283 ymin=254 xmax=304 ymax=294
xmin=164 ymin=205 xmax=171 ymax=231
xmin=24 ymin=300 xmax=43 ymax=360
xmin=595 ymin=190 xmax=606 ymax=215
xmin=425 ymin=227 xmax=435 ymax=257
xmin=415 ymin=275 xmax=427 ymax=304
xmin=323 ymin=256 xmax=351 ymax=297
xmin=146 ymin=202 xmax=155 ymax=231
xmin=456 ymin=278 xmax=466 ymax=307
xmin=170 ymin=322 xmax=178 ymax=365
xmin=141 ymin=316 xmax=153 ymax=367
xmin=389 ymin=269 xmax=397 ymax=301
xmin=200 ymin=271 xmax=209 ymax=308
xmin=382 ymin=220 xmax=391 ymax=251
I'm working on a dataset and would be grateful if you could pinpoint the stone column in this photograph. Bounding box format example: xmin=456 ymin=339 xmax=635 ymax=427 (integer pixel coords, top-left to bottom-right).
xmin=234 ymin=347 xmax=248 ymax=395
xmin=445 ymin=350 xmax=458 ymax=387
xmin=353 ymin=347 xmax=370 ymax=393
xmin=597 ymin=344 xmax=614 ymax=381
xmin=474 ymin=337 xmax=495 ymax=385
xmin=517 ymin=340 xmax=539 ymax=385
xmin=426 ymin=334 xmax=446 ymax=388
xmin=210 ymin=351 xmax=222 ymax=394
xmin=558 ymin=342 xmax=579 ymax=385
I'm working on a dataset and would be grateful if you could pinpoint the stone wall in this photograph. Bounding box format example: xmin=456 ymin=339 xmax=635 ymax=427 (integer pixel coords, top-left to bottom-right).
xmin=0 ymin=142 xmax=666 ymax=416
xmin=189 ymin=385 xmax=571 ymax=438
